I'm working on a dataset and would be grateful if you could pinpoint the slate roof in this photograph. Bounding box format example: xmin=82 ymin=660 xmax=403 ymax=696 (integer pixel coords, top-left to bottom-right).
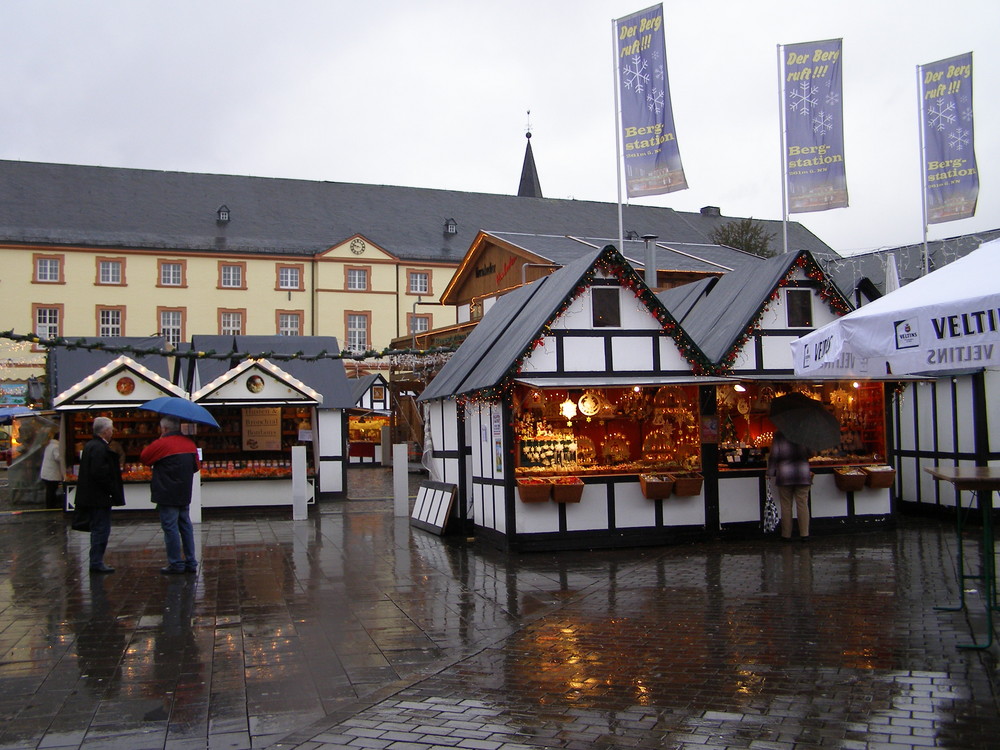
xmin=819 ymin=228 xmax=1000 ymax=297
xmin=187 ymin=335 xmax=354 ymax=409
xmin=0 ymin=160 xmax=837 ymax=264
xmin=658 ymin=250 xmax=847 ymax=366
xmin=48 ymin=336 xmax=173 ymax=398
xmin=486 ymin=232 xmax=764 ymax=275
xmin=421 ymin=245 xmax=701 ymax=401
xmin=349 ymin=374 xmax=381 ymax=405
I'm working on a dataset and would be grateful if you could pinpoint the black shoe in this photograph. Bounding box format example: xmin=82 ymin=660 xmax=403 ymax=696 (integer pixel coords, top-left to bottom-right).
xmin=800 ymin=536 xmax=810 ymax=542
xmin=160 ymin=566 xmax=186 ymax=575
xmin=90 ymin=564 xmax=115 ymax=574
xmin=184 ymin=567 xmax=197 ymax=574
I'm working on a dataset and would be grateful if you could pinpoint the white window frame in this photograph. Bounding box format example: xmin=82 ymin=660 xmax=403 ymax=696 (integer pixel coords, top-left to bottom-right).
xmin=409 ymin=271 xmax=429 ymax=295
xmin=159 ymin=310 xmax=183 ymax=346
xmin=221 ymin=311 xmax=243 ymax=335
xmin=278 ymin=266 xmax=300 ymax=290
xmin=221 ymin=264 xmax=243 ymax=288
xmin=37 ymin=257 xmax=60 ymax=282
xmin=347 ymin=268 xmax=368 ymax=291
xmin=99 ymin=260 xmax=122 ymax=285
xmin=347 ymin=314 xmax=368 ymax=353
xmin=278 ymin=312 xmax=301 ymax=336
xmin=160 ymin=262 xmax=183 ymax=286
xmin=99 ymin=308 xmax=123 ymax=337
xmin=35 ymin=307 xmax=60 ymax=339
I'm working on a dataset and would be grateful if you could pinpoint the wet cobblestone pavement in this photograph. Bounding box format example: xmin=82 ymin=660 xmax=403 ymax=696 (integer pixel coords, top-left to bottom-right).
xmin=1 ymin=468 xmax=998 ymax=749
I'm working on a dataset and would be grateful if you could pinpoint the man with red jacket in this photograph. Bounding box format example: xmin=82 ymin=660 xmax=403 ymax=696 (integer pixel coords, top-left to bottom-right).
xmin=140 ymin=416 xmax=200 ymax=574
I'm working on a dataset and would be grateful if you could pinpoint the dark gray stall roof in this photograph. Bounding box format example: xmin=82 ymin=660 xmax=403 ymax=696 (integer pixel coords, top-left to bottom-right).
xmin=49 ymin=336 xmax=172 ymax=398
xmin=421 ymin=245 xmax=703 ymax=401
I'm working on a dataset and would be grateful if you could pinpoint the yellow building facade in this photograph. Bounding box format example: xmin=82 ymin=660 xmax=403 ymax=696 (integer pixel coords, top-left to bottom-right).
xmin=1 ymin=234 xmax=456 ymax=362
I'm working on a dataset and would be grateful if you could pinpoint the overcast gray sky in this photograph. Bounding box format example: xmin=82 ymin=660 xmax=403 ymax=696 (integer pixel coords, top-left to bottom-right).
xmin=2 ymin=0 xmax=996 ymax=255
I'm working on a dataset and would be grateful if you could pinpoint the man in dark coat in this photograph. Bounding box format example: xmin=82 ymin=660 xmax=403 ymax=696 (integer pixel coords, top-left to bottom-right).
xmin=140 ymin=416 xmax=200 ymax=574
xmin=75 ymin=416 xmax=126 ymax=573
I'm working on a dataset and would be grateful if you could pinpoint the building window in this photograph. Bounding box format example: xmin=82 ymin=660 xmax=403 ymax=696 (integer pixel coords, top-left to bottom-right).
xmin=785 ymin=289 xmax=813 ymax=328
xmin=346 ymin=313 xmax=369 ymax=353
xmin=158 ymin=260 xmax=186 ymax=287
xmin=409 ymin=315 xmax=430 ymax=335
xmin=158 ymin=308 xmax=184 ymax=346
xmin=277 ymin=311 xmax=301 ymax=336
xmin=33 ymin=304 xmax=62 ymax=340
xmin=277 ymin=264 xmax=303 ymax=291
xmin=97 ymin=257 xmax=125 ymax=285
xmin=98 ymin=307 xmax=124 ymax=337
xmin=408 ymin=270 xmax=430 ymax=295
xmin=592 ymin=287 xmax=621 ymax=328
xmin=347 ymin=267 xmax=368 ymax=291
xmin=219 ymin=309 xmax=244 ymax=335
xmin=33 ymin=254 xmax=63 ymax=284
xmin=218 ymin=262 xmax=246 ymax=289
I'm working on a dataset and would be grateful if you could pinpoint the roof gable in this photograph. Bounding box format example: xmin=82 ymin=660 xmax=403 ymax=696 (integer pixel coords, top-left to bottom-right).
xmin=660 ymin=250 xmax=851 ymax=366
xmin=421 ymin=245 xmax=707 ymax=401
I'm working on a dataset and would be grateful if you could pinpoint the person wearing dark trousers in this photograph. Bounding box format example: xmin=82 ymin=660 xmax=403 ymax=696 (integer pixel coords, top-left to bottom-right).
xmin=140 ymin=416 xmax=200 ymax=574
xmin=75 ymin=417 xmax=126 ymax=572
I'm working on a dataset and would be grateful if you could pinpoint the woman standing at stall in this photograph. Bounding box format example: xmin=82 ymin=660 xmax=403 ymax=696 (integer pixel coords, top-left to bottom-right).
xmin=767 ymin=431 xmax=813 ymax=541
xmin=75 ymin=417 xmax=126 ymax=572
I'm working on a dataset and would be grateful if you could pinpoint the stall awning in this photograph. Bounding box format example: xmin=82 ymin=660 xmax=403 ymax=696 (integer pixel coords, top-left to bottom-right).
xmin=514 ymin=375 xmax=733 ymax=388
xmin=732 ymin=373 xmax=930 ymax=383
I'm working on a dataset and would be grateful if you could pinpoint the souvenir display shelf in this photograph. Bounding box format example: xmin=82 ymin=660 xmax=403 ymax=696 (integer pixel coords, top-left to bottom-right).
xmin=64 ymin=406 xmax=314 ymax=483
xmin=715 ymin=380 xmax=888 ymax=472
xmin=349 ymin=414 xmax=389 ymax=444
xmin=513 ymin=384 xmax=702 ymax=478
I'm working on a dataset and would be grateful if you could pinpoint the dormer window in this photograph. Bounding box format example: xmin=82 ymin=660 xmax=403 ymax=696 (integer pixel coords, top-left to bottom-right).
xmin=444 ymin=218 xmax=457 ymax=235
xmin=217 ymin=205 xmax=230 ymax=223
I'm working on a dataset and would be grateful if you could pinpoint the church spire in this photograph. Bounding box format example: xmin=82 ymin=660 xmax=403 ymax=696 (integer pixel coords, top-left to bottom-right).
xmin=517 ymin=111 xmax=543 ymax=198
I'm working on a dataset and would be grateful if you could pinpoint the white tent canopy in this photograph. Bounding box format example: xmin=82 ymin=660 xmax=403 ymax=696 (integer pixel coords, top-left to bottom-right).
xmin=792 ymin=239 xmax=1000 ymax=376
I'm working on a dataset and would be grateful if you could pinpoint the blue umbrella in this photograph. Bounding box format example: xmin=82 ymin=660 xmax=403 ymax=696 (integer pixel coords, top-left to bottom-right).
xmin=139 ymin=397 xmax=220 ymax=428
xmin=0 ymin=405 xmax=35 ymax=424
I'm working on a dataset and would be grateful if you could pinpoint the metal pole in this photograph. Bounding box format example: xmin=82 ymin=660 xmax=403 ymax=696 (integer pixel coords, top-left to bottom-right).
xmin=777 ymin=43 xmax=789 ymax=255
xmin=612 ymin=18 xmax=624 ymax=251
xmin=642 ymin=234 xmax=658 ymax=288
xmin=916 ymin=63 xmax=930 ymax=276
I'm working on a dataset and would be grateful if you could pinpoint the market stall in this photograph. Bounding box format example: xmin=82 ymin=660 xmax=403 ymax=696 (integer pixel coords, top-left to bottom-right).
xmin=347 ymin=373 xmax=391 ymax=464
xmin=191 ymin=358 xmax=321 ymax=508
xmin=420 ymin=245 xmax=899 ymax=552
xmin=51 ymin=347 xmax=191 ymax=511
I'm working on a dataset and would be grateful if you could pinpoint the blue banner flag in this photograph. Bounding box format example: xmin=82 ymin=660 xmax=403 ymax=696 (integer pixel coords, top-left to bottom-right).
xmin=920 ymin=53 xmax=978 ymax=224
xmin=615 ymin=4 xmax=686 ymax=198
xmin=782 ymin=39 xmax=848 ymax=213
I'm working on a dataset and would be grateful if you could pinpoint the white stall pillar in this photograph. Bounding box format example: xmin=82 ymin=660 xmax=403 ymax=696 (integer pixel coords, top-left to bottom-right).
xmin=292 ymin=445 xmax=308 ymax=520
xmin=393 ymin=443 xmax=408 ymax=517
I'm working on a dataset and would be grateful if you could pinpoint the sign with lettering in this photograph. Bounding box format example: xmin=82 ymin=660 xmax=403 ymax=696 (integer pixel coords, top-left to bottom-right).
xmin=242 ymin=407 xmax=282 ymax=452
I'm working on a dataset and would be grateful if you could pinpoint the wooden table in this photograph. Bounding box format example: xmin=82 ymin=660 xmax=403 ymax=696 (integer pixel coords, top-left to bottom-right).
xmin=925 ymin=466 xmax=1000 ymax=649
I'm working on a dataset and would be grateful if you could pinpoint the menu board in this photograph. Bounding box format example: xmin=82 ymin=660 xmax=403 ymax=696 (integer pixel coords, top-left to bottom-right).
xmin=242 ymin=407 xmax=282 ymax=452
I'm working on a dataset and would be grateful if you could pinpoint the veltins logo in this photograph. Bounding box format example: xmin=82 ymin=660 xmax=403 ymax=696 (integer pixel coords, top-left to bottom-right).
xmin=894 ymin=318 xmax=920 ymax=350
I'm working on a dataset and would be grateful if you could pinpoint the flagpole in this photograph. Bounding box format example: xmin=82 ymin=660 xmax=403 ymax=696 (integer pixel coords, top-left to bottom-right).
xmin=916 ymin=63 xmax=929 ymax=276
xmin=777 ymin=43 xmax=789 ymax=255
xmin=612 ymin=18 xmax=624 ymax=252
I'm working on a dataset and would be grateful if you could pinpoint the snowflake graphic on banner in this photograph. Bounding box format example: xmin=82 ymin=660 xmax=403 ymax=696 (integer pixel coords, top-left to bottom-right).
xmin=812 ymin=110 xmax=833 ymax=136
xmin=647 ymin=88 xmax=664 ymax=115
xmin=948 ymin=128 xmax=971 ymax=151
xmin=788 ymin=80 xmax=818 ymax=117
xmin=927 ymin=98 xmax=956 ymax=131
xmin=622 ymin=55 xmax=649 ymax=94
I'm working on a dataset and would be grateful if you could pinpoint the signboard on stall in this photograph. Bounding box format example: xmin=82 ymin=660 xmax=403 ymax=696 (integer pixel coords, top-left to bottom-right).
xmin=242 ymin=407 xmax=282 ymax=451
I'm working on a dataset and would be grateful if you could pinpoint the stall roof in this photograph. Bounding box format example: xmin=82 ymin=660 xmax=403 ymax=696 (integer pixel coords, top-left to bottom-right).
xmin=49 ymin=336 xmax=174 ymax=399
xmin=349 ymin=373 xmax=383 ymax=405
xmin=52 ymin=354 xmax=187 ymax=409
xmin=192 ymin=358 xmax=323 ymax=405
xmin=421 ymin=245 xmax=704 ymax=401
xmin=658 ymin=250 xmax=851 ymax=366
xmin=188 ymin=335 xmax=355 ymax=409
xmin=515 ymin=375 xmax=733 ymax=388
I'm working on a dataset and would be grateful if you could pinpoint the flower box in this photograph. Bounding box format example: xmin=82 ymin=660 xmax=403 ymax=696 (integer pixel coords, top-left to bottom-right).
xmin=670 ymin=472 xmax=704 ymax=497
xmin=833 ymin=467 xmax=867 ymax=492
xmin=516 ymin=478 xmax=551 ymax=503
xmin=863 ymin=465 xmax=896 ymax=489
xmin=640 ymin=473 xmax=674 ymax=499
xmin=551 ymin=476 xmax=584 ymax=503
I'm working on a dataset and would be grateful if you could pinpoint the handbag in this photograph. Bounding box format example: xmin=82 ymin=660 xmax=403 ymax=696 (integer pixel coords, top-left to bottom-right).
xmin=71 ymin=506 xmax=92 ymax=533
xmin=763 ymin=482 xmax=780 ymax=533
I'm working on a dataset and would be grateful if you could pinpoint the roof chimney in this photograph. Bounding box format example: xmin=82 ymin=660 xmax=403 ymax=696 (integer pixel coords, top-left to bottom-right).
xmin=700 ymin=206 xmax=721 ymax=217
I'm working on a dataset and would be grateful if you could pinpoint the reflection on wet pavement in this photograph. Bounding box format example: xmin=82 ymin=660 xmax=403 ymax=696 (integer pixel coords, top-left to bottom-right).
xmin=1 ymin=468 xmax=998 ymax=749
